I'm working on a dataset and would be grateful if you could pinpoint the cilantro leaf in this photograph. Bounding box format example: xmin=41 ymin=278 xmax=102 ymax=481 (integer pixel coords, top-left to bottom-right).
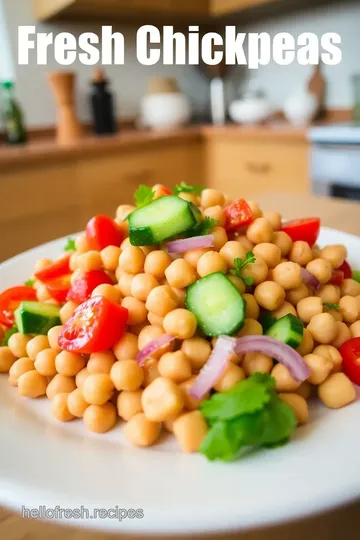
xmin=24 ymin=278 xmax=35 ymax=287
xmin=323 ymin=302 xmax=340 ymax=311
xmin=2 ymin=325 xmax=18 ymax=346
xmin=134 ymin=185 xmax=154 ymax=208
xmin=64 ymin=238 xmax=76 ymax=252
xmin=199 ymin=421 xmax=241 ymax=462
xmin=352 ymin=270 xmax=360 ymax=283
xmin=185 ymin=217 xmax=218 ymax=238
xmin=229 ymin=251 xmax=256 ymax=286
xmin=260 ymin=398 xmax=297 ymax=446
xmin=173 ymin=182 xmax=204 ymax=196
xmin=200 ymin=374 xmax=275 ymax=421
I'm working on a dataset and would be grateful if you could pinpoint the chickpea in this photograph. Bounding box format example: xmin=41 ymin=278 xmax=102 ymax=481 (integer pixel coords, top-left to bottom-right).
xmin=77 ymin=251 xmax=102 ymax=272
xmin=75 ymin=367 xmax=89 ymax=389
xmin=316 ymin=284 xmax=340 ymax=305
xmin=100 ymin=246 xmax=121 ymax=271
xmin=116 ymin=204 xmax=135 ymax=221
xmin=83 ymin=402 xmax=117 ymax=433
xmin=158 ymin=351 xmax=192 ymax=383
xmin=67 ymin=388 xmax=89 ymax=417
xmin=124 ymin=413 xmax=161 ymax=447
xmin=179 ymin=376 xmax=210 ymax=410
xmin=138 ymin=326 xmax=173 ymax=358
xmin=271 ymin=364 xmax=301 ymax=392
xmin=147 ymin=312 xmax=164 ymax=327
xmin=181 ymin=338 xmax=211 ymax=371
xmin=51 ymin=393 xmax=74 ymax=422
xmin=9 ymin=357 xmax=34 ymax=386
xmin=87 ymin=351 xmax=115 ymax=374
xmin=121 ymin=297 xmax=147 ymax=326
xmin=204 ymin=205 xmax=225 ymax=227
xmin=307 ymin=313 xmax=338 ymax=344
xmin=271 ymin=301 xmax=297 ymax=319
xmin=241 ymin=258 xmax=268 ymax=286
xmin=163 ymin=413 xmax=181 ymax=433
xmin=173 ymin=411 xmax=208 ymax=453
xmin=117 ymin=272 xmax=134 ymax=297
xmin=172 ymin=287 xmax=186 ymax=308
xmin=227 ymin=275 xmax=246 ymax=294
xmin=119 ymin=246 xmax=145 ymax=274
xmin=163 ymin=309 xmax=197 ymax=340
xmin=213 ymin=363 xmax=246 ymax=392
xmin=91 ymin=284 xmax=121 ymax=303
xmin=47 ymin=326 xmax=62 ymax=351
xmin=121 ymin=237 xmax=131 ymax=251
xmin=117 ymin=390 xmax=143 ymax=421
xmin=254 ymin=281 xmax=286 ymax=311
xmin=243 ymin=294 xmax=260 ymax=319
xmin=69 ymin=253 xmax=79 ymax=272
xmin=184 ymin=248 xmax=211 ymax=269
xmin=142 ymin=377 xmax=184 ymax=422
xmin=286 ymin=283 xmax=309 ymax=306
xmin=246 ymin=200 xmax=263 ymax=219
xmin=110 ymin=360 xmax=144 ymax=391
xmin=289 ymin=241 xmax=313 ymax=266
xmin=165 ymin=259 xmax=197 ymax=289
xmin=46 ymin=374 xmax=76 ymax=400
xmin=179 ymin=192 xmax=200 ymax=204
xmin=55 ymin=350 xmax=86 ymax=377
xmin=303 ymin=353 xmax=333 ymax=385
xmin=60 ymin=301 xmax=78 ymax=324
xmin=356 ymin=295 xmax=360 ymax=313
xmin=26 ymin=335 xmax=50 ymax=360
xmin=320 ymin=245 xmax=346 ymax=269
xmin=7 ymin=333 xmax=31 ymax=359
xmin=340 ymin=279 xmax=360 ymax=298
xmin=297 ymin=297 xmax=323 ymax=324
xmin=262 ymin=211 xmax=282 ymax=231
xmin=296 ymin=381 xmax=312 ymax=400
xmin=332 ymin=321 xmax=351 ymax=349
xmin=143 ymin=358 xmax=161 ymax=386
xmin=34 ymin=348 xmax=57 ymax=376
xmin=128 ymin=274 xmax=158 ymax=303
xmin=313 ymin=345 xmax=342 ymax=373
xmin=323 ymin=308 xmax=343 ymax=322
xmin=219 ymin=242 xmax=247 ymax=268
xmin=82 ymin=373 xmax=114 ymax=405
xmin=306 ymin=259 xmax=333 ymax=285
xmin=145 ymin=285 xmax=178 ymax=318
xmin=246 ymin=218 xmax=273 ymax=245
xmin=18 ymin=370 xmax=48 ymax=398
xmin=130 ymin=322 xmax=147 ymax=337
xmin=212 ymin=226 xmax=228 ymax=251
xmin=339 ymin=296 xmax=359 ymax=324
xmin=243 ymin=352 xmax=273 ymax=376
xmin=318 ymin=373 xmax=356 ymax=409
xmin=272 ymin=231 xmax=292 ymax=257
xmin=143 ymin=250 xmax=171 ymax=279
xmin=272 ymin=261 xmax=302 ymax=290
xmin=237 ymin=319 xmax=263 ymax=337
xmin=36 ymin=283 xmax=52 ymax=302
xmin=236 ymin=235 xmax=254 ymax=252
xmin=253 ymin=243 xmax=281 ymax=269
xmin=34 ymin=258 xmax=52 ymax=273
xmin=279 ymin=393 xmax=309 ymax=425
xmin=296 ymin=329 xmax=314 ymax=357
xmin=197 ymin=251 xmax=227 ymax=278
xmin=312 ymin=245 xmax=321 ymax=258
xmin=201 ymin=188 xmax=225 ymax=209
xmin=350 ymin=320 xmax=360 ymax=338
xmin=70 ymin=268 xmax=82 ymax=285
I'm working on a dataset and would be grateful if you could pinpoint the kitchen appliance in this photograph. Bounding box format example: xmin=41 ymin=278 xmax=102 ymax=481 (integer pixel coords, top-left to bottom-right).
xmin=310 ymin=124 xmax=360 ymax=200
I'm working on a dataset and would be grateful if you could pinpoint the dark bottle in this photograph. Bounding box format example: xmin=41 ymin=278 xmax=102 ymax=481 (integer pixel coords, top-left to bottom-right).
xmin=1 ymin=81 xmax=27 ymax=145
xmin=90 ymin=68 xmax=116 ymax=136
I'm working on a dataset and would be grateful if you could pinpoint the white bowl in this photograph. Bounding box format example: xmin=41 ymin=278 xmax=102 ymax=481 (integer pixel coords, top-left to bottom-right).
xmin=229 ymin=98 xmax=274 ymax=124
xmin=141 ymin=92 xmax=191 ymax=130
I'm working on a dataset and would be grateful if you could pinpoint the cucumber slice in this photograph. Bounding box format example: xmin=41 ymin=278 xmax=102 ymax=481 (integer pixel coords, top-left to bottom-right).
xmin=186 ymin=272 xmax=246 ymax=337
xmin=15 ymin=301 xmax=61 ymax=336
xmin=266 ymin=314 xmax=304 ymax=349
xmin=129 ymin=196 xmax=198 ymax=246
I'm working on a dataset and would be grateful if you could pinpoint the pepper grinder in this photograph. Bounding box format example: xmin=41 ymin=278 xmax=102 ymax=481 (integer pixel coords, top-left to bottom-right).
xmin=90 ymin=68 xmax=116 ymax=135
xmin=48 ymin=71 xmax=83 ymax=146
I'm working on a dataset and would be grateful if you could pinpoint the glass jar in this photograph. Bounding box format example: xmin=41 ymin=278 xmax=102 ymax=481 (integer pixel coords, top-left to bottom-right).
xmin=352 ymin=74 xmax=360 ymax=124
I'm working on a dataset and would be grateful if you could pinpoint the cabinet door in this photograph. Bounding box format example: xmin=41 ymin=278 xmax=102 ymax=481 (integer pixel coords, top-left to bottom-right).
xmin=75 ymin=0 xmax=209 ymax=16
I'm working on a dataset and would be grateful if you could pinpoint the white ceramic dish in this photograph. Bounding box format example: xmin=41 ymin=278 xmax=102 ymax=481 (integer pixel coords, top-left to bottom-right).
xmin=1 ymin=228 xmax=360 ymax=535
xmin=141 ymin=93 xmax=191 ymax=130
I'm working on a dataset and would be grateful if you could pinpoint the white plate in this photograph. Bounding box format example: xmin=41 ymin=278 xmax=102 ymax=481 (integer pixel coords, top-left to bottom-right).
xmin=1 ymin=228 xmax=360 ymax=535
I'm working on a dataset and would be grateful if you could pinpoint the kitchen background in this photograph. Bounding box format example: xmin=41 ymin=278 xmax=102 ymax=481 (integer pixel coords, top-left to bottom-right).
xmin=1 ymin=0 xmax=360 ymax=262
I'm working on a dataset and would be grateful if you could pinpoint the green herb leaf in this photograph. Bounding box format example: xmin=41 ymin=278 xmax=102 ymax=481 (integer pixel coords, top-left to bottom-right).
xmin=173 ymin=182 xmax=204 ymax=196
xmin=229 ymin=251 xmax=256 ymax=286
xmin=323 ymin=302 xmax=340 ymax=311
xmin=260 ymin=397 xmax=297 ymax=447
xmin=2 ymin=325 xmax=18 ymax=346
xmin=352 ymin=270 xmax=360 ymax=284
xmin=24 ymin=279 xmax=35 ymax=287
xmin=64 ymin=238 xmax=76 ymax=252
xmin=134 ymin=185 xmax=155 ymax=208
xmin=199 ymin=421 xmax=240 ymax=461
xmin=185 ymin=217 xmax=218 ymax=238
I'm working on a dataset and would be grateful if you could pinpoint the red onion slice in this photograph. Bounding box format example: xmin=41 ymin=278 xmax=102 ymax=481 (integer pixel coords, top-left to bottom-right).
xmin=235 ymin=336 xmax=310 ymax=382
xmin=136 ymin=334 xmax=175 ymax=366
xmin=189 ymin=336 xmax=236 ymax=400
xmin=301 ymin=267 xmax=320 ymax=291
xmin=166 ymin=235 xmax=214 ymax=253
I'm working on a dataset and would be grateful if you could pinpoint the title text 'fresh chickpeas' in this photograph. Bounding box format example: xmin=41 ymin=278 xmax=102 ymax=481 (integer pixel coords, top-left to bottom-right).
xmin=289 ymin=241 xmax=313 ymax=266
xmin=55 ymin=351 xmax=86 ymax=377
xmin=272 ymin=231 xmax=292 ymax=257
xmin=297 ymin=297 xmax=323 ymax=324
xmin=117 ymin=390 xmax=143 ymax=421
xmin=320 ymin=245 xmax=346 ymax=269
xmin=254 ymin=281 xmax=285 ymax=311
xmin=110 ymin=360 xmax=144 ymax=392
xmin=145 ymin=285 xmax=178 ymax=318
xmin=82 ymin=373 xmax=114 ymax=405
xmin=279 ymin=393 xmax=309 ymax=425
xmin=124 ymin=413 xmax=161 ymax=447
xmin=243 ymin=352 xmax=273 ymax=376
xmin=26 ymin=335 xmax=49 ymax=360
xmin=158 ymin=351 xmax=192 ymax=383
xmin=219 ymin=242 xmax=247 ymax=268
xmin=181 ymin=338 xmax=211 ymax=371
xmin=262 ymin=211 xmax=282 ymax=231
xmin=130 ymin=273 xmax=159 ymax=302
xmin=8 ymin=357 xmax=34 ymax=386
xmin=201 ymin=188 xmax=225 ymax=209
xmin=241 ymin=258 xmax=268 ymax=286
xmin=253 ymin=243 xmax=281 ymax=269
xmin=306 ymin=259 xmax=333 ymax=285
xmin=67 ymin=388 xmax=89 ymax=417
xmin=307 ymin=313 xmax=338 ymax=344
xmin=83 ymin=402 xmax=117 ymax=433
xmin=34 ymin=348 xmax=58 ymax=377
xmin=8 ymin=333 xmax=31 ymax=359
xmin=18 ymin=370 xmax=48 ymax=398
xmin=197 ymin=251 xmax=227 ymax=278
xmin=119 ymin=246 xmax=145 ymax=274
xmin=163 ymin=309 xmax=197 ymax=340
xmin=173 ymin=411 xmax=209 ymax=453
xmin=340 ymin=279 xmax=360 ymax=298
xmin=339 ymin=296 xmax=359 ymax=324
xmin=246 ymin=218 xmax=273 ymax=245
xmin=165 ymin=259 xmax=197 ymax=289
xmin=46 ymin=374 xmax=76 ymax=400
xmin=318 ymin=373 xmax=356 ymax=409
xmin=313 ymin=345 xmax=342 ymax=373
xmin=272 ymin=261 xmax=302 ymax=290
xmin=303 ymin=354 xmax=333 ymax=385
xmin=51 ymin=393 xmax=75 ymax=422
xmin=271 ymin=364 xmax=301 ymax=392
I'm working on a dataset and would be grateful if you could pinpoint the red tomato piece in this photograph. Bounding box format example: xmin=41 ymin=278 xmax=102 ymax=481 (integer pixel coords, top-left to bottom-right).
xmin=223 ymin=199 xmax=254 ymax=231
xmin=35 ymin=254 xmax=71 ymax=282
xmin=0 ymin=286 xmax=37 ymax=327
xmin=338 ymin=260 xmax=352 ymax=279
xmin=153 ymin=184 xmax=172 ymax=197
xmin=46 ymin=275 xmax=71 ymax=303
xmin=330 ymin=270 xmax=345 ymax=286
xmin=67 ymin=270 xmax=113 ymax=304
xmin=58 ymin=296 xmax=128 ymax=354
xmin=281 ymin=217 xmax=320 ymax=247
xmin=86 ymin=215 xmax=124 ymax=251
xmin=340 ymin=338 xmax=360 ymax=385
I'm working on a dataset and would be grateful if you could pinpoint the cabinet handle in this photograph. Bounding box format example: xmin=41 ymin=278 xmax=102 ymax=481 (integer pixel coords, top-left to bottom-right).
xmin=246 ymin=162 xmax=271 ymax=174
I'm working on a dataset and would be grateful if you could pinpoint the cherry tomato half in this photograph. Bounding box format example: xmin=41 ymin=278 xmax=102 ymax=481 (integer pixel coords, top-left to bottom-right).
xmin=281 ymin=217 xmax=320 ymax=247
xmin=223 ymin=199 xmax=254 ymax=232
xmin=0 ymin=286 xmax=37 ymax=327
xmin=58 ymin=296 xmax=128 ymax=354
xmin=340 ymin=338 xmax=360 ymax=385
xmin=86 ymin=215 xmax=124 ymax=251
xmin=153 ymin=184 xmax=172 ymax=198
xmin=338 ymin=260 xmax=352 ymax=279
xmin=35 ymin=254 xmax=71 ymax=282
xmin=67 ymin=270 xmax=113 ymax=304
xmin=330 ymin=270 xmax=345 ymax=286
xmin=46 ymin=275 xmax=71 ymax=303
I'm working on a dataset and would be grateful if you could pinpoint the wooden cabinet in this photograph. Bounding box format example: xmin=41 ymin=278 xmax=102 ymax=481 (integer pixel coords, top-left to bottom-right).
xmin=211 ymin=0 xmax=276 ymax=15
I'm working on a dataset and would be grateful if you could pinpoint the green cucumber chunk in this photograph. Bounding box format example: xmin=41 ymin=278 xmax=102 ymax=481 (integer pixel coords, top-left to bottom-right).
xmin=186 ymin=272 xmax=246 ymax=337
xmin=266 ymin=314 xmax=303 ymax=349
xmin=129 ymin=196 xmax=197 ymax=246
xmin=15 ymin=301 xmax=61 ymax=336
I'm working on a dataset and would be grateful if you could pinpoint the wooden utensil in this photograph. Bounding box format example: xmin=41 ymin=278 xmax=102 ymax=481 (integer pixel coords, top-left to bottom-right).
xmin=48 ymin=71 xmax=83 ymax=146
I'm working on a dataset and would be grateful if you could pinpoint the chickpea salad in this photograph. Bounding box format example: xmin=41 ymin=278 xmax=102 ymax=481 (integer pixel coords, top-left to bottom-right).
xmin=1 ymin=183 xmax=360 ymax=461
